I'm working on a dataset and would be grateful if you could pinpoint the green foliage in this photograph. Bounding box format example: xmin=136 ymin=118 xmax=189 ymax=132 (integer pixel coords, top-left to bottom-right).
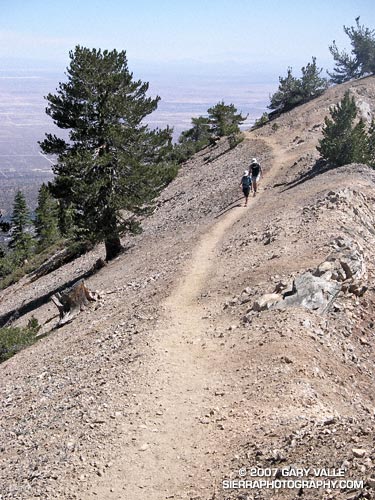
xmin=300 ymin=58 xmax=329 ymax=100
xmin=0 ymin=187 xmax=67 ymax=287
xmin=173 ymin=101 xmax=246 ymax=162
xmin=173 ymin=116 xmax=212 ymax=162
xmin=0 ymin=317 xmax=40 ymax=363
xmin=34 ymin=184 xmax=60 ymax=250
xmin=207 ymin=101 xmax=247 ymax=137
xmin=0 ymin=238 xmax=69 ymax=289
xmin=9 ymin=191 xmax=34 ymax=264
xmin=228 ymin=132 xmax=244 ymax=149
xmin=0 ymin=211 xmax=10 ymax=233
xmin=329 ymin=18 xmax=375 ymax=83
xmin=40 ymin=46 xmax=177 ymax=260
xmin=0 ymin=252 xmax=17 ymax=280
xmin=269 ymin=58 xmax=328 ymax=113
xmin=182 ymin=116 xmax=212 ymax=144
xmin=317 ymin=91 xmax=373 ymax=167
xmin=254 ymin=112 xmax=269 ymax=128
xmin=368 ymin=120 xmax=375 ymax=167
xmin=269 ymin=68 xmax=301 ymax=112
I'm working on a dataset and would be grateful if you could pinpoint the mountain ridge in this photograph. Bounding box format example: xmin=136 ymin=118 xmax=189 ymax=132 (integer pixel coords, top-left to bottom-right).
xmin=1 ymin=76 xmax=375 ymax=499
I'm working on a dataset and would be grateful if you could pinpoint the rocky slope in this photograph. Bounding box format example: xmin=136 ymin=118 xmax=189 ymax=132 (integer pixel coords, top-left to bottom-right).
xmin=1 ymin=76 xmax=375 ymax=500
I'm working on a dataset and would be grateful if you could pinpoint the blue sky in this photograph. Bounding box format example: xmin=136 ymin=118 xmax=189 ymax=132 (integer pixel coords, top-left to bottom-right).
xmin=1 ymin=0 xmax=375 ymax=79
xmin=0 ymin=0 xmax=374 ymax=174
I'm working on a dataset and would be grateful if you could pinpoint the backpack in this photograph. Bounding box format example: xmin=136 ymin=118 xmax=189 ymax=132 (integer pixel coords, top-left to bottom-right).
xmin=241 ymin=175 xmax=251 ymax=189
xmin=251 ymin=162 xmax=260 ymax=175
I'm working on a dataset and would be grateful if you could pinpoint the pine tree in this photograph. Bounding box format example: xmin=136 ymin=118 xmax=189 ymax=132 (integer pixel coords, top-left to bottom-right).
xmin=181 ymin=116 xmax=211 ymax=145
xmin=300 ymin=57 xmax=328 ymax=101
xmin=269 ymin=68 xmax=302 ymax=112
xmin=207 ymin=101 xmax=247 ymax=137
xmin=173 ymin=116 xmax=211 ymax=163
xmin=317 ymin=91 xmax=371 ymax=166
xmin=173 ymin=102 xmax=246 ymax=163
xmin=40 ymin=46 xmax=176 ymax=260
xmin=329 ymin=18 xmax=375 ymax=83
xmin=34 ymin=184 xmax=60 ymax=250
xmin=269 ymin=58 xmax=327 ymax=113
xmin=9 ymin=191 xmax=34 ymax=262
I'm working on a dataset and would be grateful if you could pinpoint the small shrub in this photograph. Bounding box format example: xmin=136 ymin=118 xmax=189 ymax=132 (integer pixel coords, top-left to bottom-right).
xmin=0 ymin=317 xmax=40 ymax=363
xmin=0 ymin=238 xmax=68 ymax=290
xmin=254 ymin=112 xmax=269 ymax=128
xmin=228 ymin=132 xmax=244 ymax=149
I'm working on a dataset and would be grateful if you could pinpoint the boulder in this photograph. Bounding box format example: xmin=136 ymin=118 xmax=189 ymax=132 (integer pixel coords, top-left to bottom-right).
xmin=252 ymin=293 xmax=283 ymax=312
xmin=251 ymin=237 xmax=367 ymax=315
xmin=278 ymin=273 xmax=341 ymax=313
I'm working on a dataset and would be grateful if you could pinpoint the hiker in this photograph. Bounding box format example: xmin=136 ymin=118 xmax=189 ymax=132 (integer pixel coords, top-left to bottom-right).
xmin=240 ymin=170 xmax=252 ymax=206
xmin=250 ymin=157 xmax=262 ymax=196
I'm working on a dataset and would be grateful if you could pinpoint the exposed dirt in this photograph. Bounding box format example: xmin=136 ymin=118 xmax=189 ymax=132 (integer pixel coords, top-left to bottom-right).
xmin=1 ymin=76 xmax=375 ymax=500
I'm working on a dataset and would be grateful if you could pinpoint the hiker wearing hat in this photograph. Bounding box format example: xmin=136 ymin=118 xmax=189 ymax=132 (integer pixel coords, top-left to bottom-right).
xmin=240 ymin=170 xmax=252 ymax=207
xmin=250 ymin=157 xmax=262 ymax=196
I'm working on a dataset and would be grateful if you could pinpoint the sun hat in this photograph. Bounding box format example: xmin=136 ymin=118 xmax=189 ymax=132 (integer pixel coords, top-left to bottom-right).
xmin=251 ymin=157 xmax=257 ymax=163
xmin=244 ymin=170 xmax=249 ymax=176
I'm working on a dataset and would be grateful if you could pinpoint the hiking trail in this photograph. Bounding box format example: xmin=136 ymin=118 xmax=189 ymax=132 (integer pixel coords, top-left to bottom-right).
xmin=81 ymin=137 xmax=290 ymax=500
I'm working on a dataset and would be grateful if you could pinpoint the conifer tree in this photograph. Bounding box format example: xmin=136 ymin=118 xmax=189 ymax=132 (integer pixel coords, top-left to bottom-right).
xmin=207 ymin=101 xmax=247 ymax=137
xmin=34 ymin=184 xmax=60 ymax=250
xmin=269 ymin=58 xmax=327 ymax=113
xmin=317 ymin=91 xmax=371 ymax=166
xmin=329 ymin=18 xmax=375 ymax=83
xmin=269 ymin=68 xmax=302 ymax=112
xmin=173 ymin=116 xmax=212 ymax=162
xmin=300 ymin=58 xmax=329 ymax=101
xmin=40 ymin=46 xmax=176 ymax=260
xmin=173 ymin=101 xmax=246 ymax=163
xmin=182 ymin=116 xmax=211 ymax=144
xmin=9 ymin=191 xmax=34 ymax=262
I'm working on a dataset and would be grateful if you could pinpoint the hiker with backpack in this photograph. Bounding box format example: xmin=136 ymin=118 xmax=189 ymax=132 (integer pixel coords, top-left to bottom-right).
xmin=250 ymin=157 xmax=262 ymax=196
xmin=240 ymin=170 xmax=252 ymax=206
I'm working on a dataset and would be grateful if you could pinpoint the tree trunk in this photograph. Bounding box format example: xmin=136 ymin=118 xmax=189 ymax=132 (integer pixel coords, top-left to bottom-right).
xmin=51 ymin=279 xmax=98 ymax=327
xmin=105 ymin=236 xmax=122 ymax=261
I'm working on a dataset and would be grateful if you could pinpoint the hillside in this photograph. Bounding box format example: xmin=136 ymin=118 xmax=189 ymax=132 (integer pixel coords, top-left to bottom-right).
xmin=1 ymin=76 xmax=375 ymax=500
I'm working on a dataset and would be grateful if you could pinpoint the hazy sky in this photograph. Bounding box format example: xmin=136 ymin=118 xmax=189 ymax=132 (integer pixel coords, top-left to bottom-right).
xmin=0 ymin=1 xmax=374 ymax=179
xmin=2 ymin=0 xmax=375 ymax=79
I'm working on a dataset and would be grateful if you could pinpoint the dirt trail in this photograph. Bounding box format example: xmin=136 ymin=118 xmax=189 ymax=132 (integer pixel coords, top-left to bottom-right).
xmin=83 ymin=138 xmax=287 ymax=500
xmin=83 ymin=205 xmax=246 ymax=500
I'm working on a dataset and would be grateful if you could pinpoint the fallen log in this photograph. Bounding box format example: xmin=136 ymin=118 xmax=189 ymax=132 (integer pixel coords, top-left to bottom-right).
xmin=28 ymin=247 xmax=79 ymax=283
xmin=27 ymin=241 xmax=94 ymax=283
xmin=51 ymin=279 xmax=99 ymax=327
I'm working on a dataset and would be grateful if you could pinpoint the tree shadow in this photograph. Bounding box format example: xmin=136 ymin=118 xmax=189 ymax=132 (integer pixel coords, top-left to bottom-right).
xmin=281 ymin=159 xmax=333 ymax=192
xmin=204 ymin=144 xmax=235 ymax=165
